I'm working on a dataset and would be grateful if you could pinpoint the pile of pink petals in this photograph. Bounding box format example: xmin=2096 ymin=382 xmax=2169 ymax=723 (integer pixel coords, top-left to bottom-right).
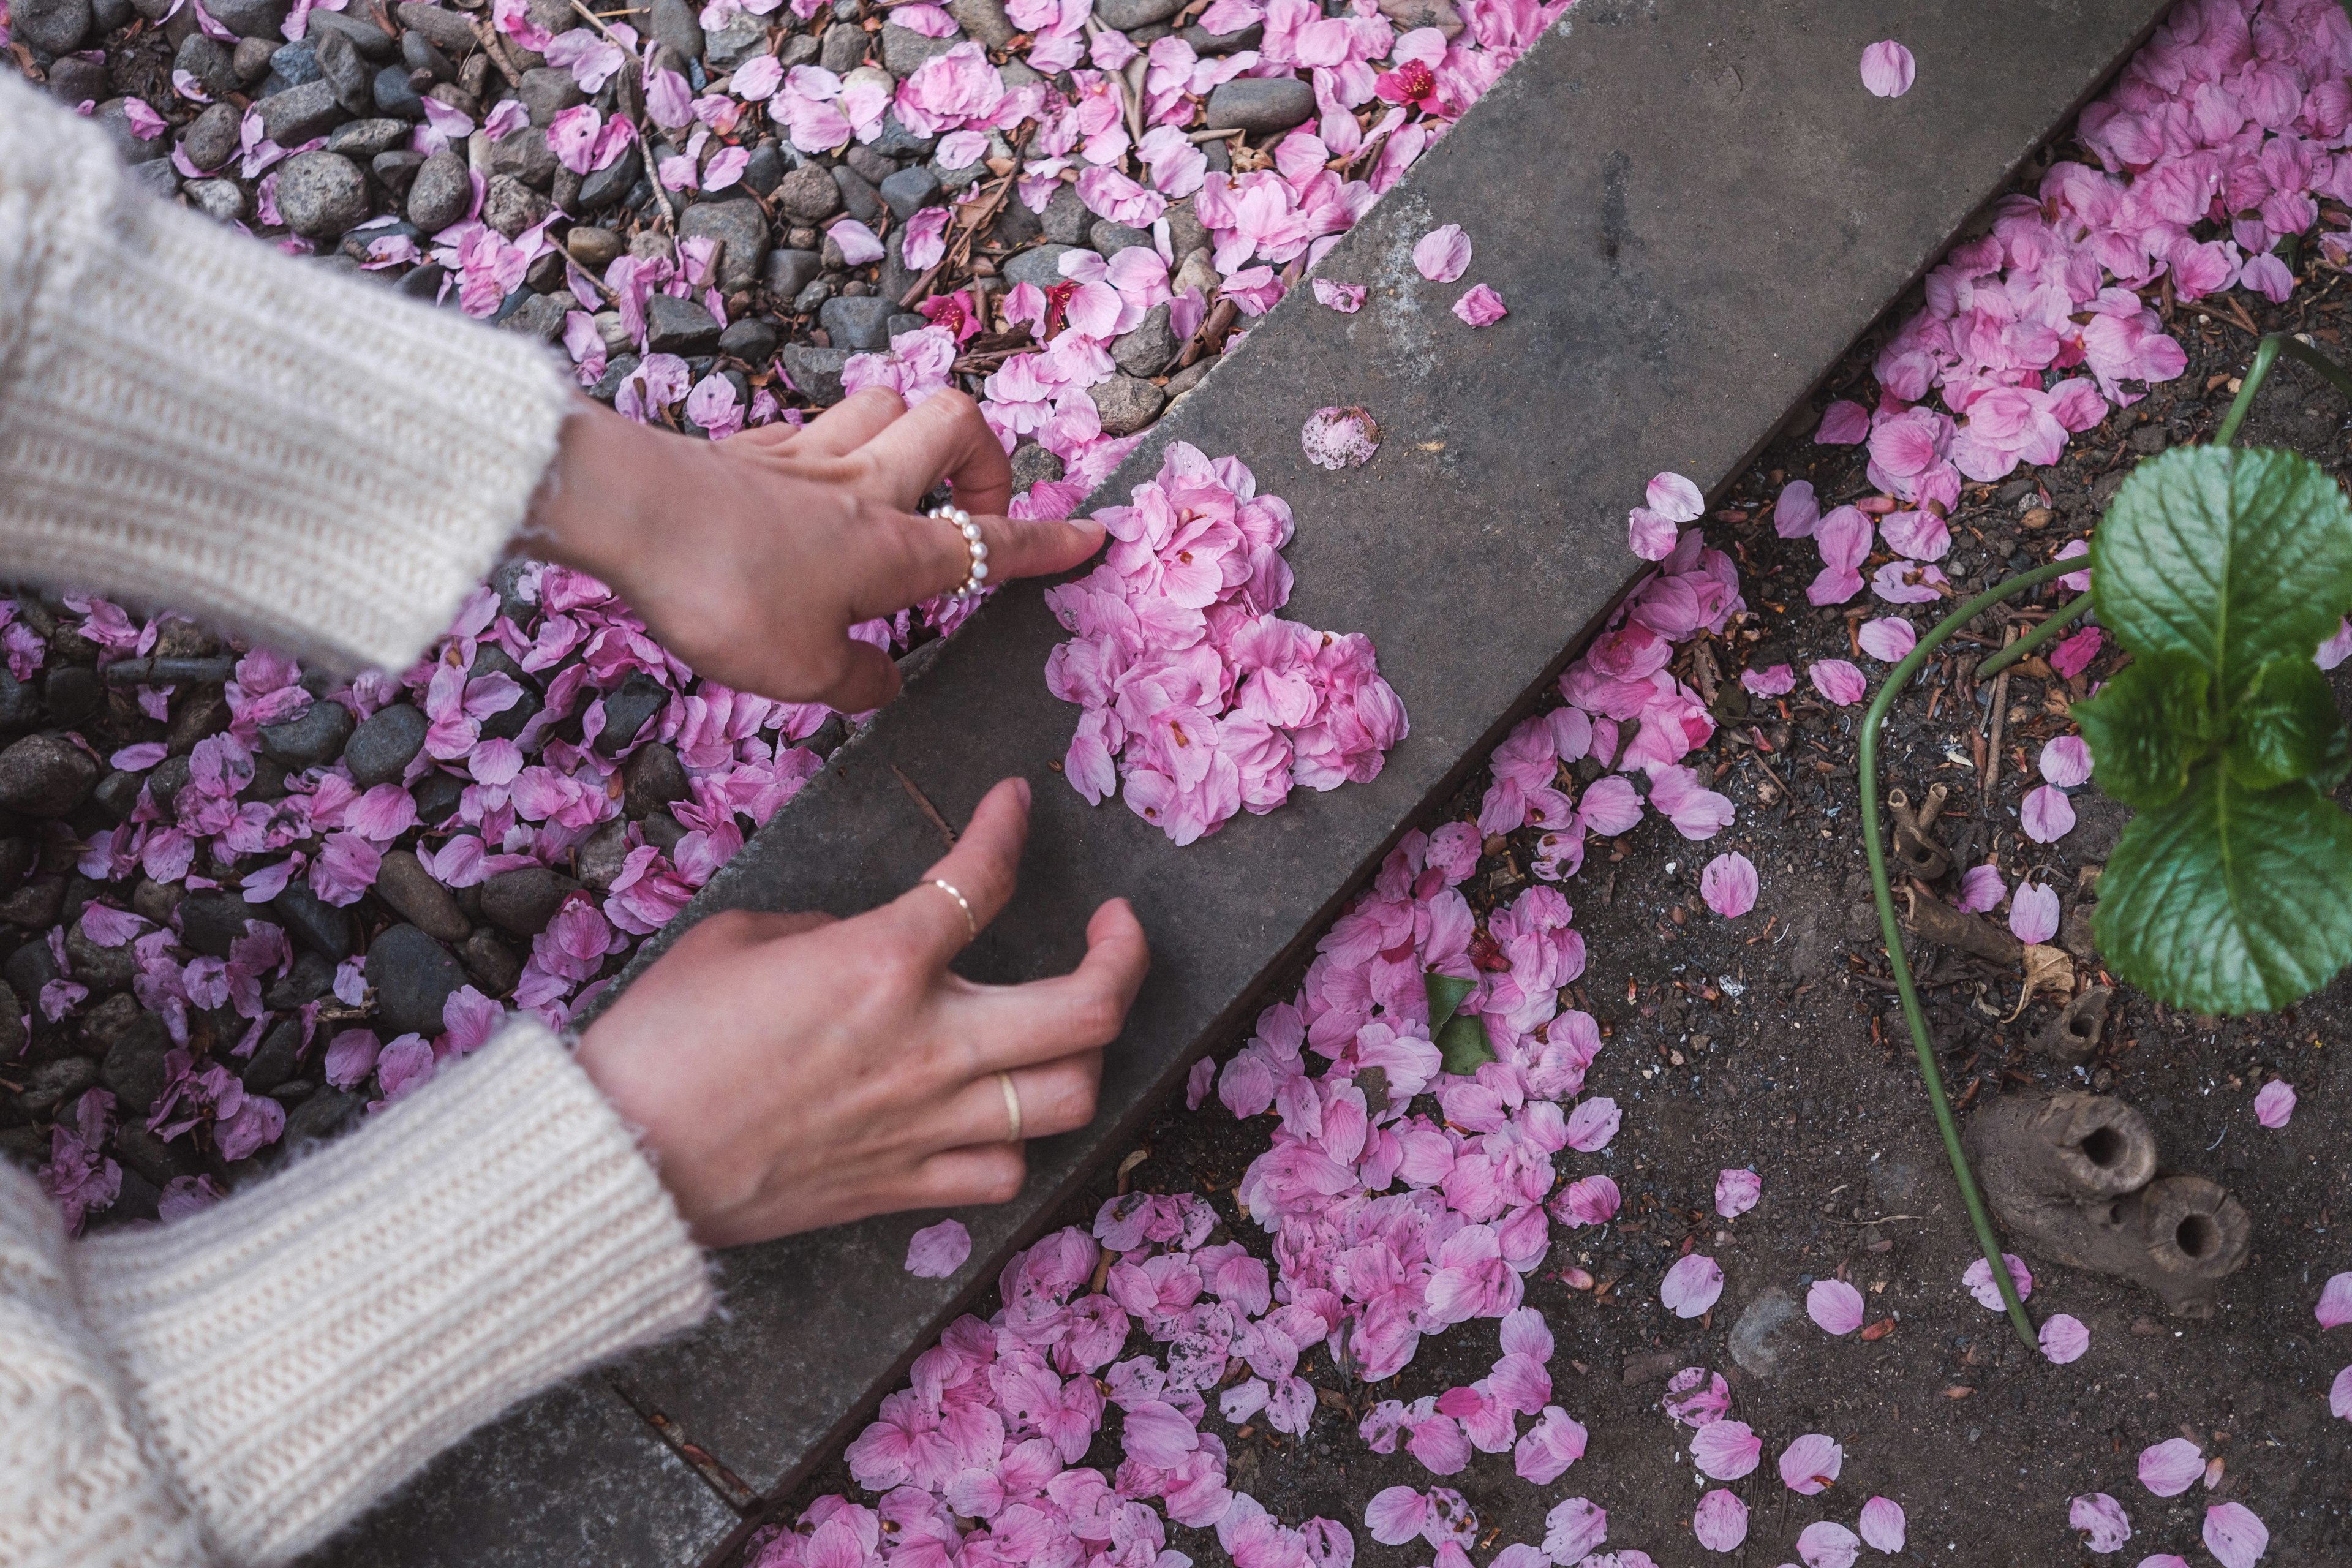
xmin=1045 ymin=445 xmax=1407 ymax=843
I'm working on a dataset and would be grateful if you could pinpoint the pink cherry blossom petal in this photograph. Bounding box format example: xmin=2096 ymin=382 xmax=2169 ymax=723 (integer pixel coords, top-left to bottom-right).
xmin=1452 ymin=284 xmax=1507 ymax=326
xmin=1301 ymin=405 xmax=1381 ymax=470
xmin=1713 ymin=1168 xmax=1761 ymax=1218
xmin=2008 ymin=883 xmax=2060 ymax=945
xmin=1777 ymin=1433 xmax=1844 ymax=1495
xmin=2253 ymin=1080 xmax=2295 ymax=1128
xmin=1564 ymin=1096 xmax=1620 ymax=1153
xmin=1689 ymin=1419 xmax=1760 ymax=1480
xmin=1647 ymin=472 xmax=1705 ymax=524
xmin=2138 ymin=1438 xmax=2203 ymax=1497
xmin=1664 ymin=1367 xmax=1731 ymax=1427
xmin=2021 ymin=785 xmax=2076 ymax=843
xmin=2202 ymin=1502 xmax=2267 ymax=1568
xmin=1413 ymin=224 xmax=1471 ymax=282
xmin=1365 ymin=1486 xmax=1428 ymax=1545
xmin=2317 ymin=1271 xmax=2352 ymax=1328
xmin=1628 ymin=507 xmax=1680 ymax=562
xmin=1660 ymin=1253 xmax=1724 ymax=1319
xmin=2051 ymin=627 xmax=2104 ymax=679
xmin=905 ymin=1218 xmax=972 ymax=1277
xmin=1691 ymin=1490 xmax=1747 ymax=1553
xmin=1962 ymin=1252 xmax=2035 ymax=1310
xmin=1700 ymin=853 xmax=1757 ymax=918
xmin=1858 ymin=1496 xmax=1907 ymax=1553
xmin=1807 ymin=1278 xmax=1866 ymax=1335
xmin=1809 ymin=658 xmax=1867 ymax=706
xmin=2068 ymin=1494 xmax=2132 ymax=1553
xmin=1313 ymin=279 xmax=1367 ymax=312
xmin=2039 ymin=1313 xmax=2089 ymax=1364
xmin=1956 ymin=862 xmax=2005 ymax=914
xmin=1797 ymin=1520 xmax=1861 ymax=1568
xmin=1540 ymin=1498 xmax=1606 ymax=1564
xmin=1741 ymin=663 xmax=1796 ymax=698
xmin=2040 ymin=736 xmax=2092 ymax=788
xmin=1860 ymin=40 xmax=1916 ymax=97
xmin=2331 ymin=1365 xmax=2350 ymax=1420
xmin=1817 ymin=400 xmax=1871 ymax=443
xmin=1856 ymin=618 xmax=1916 ymax=662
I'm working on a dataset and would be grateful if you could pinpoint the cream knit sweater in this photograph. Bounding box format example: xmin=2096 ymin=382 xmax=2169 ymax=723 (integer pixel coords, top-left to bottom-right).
xmin=0 ymin=74 xmax=715 ymax=1568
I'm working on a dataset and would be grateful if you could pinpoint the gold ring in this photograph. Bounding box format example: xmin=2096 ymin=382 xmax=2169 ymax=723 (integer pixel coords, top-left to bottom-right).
xmin=997 ymin=1069 xmax=1023 ymax=1143
xmin=926 ymin=878 xmax=977 ymax=942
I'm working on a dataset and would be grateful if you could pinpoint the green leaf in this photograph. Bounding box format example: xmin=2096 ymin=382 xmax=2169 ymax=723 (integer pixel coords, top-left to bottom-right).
xmin=2225 ymin=655 xmax=2352 ymax=791
xmin=1437 ymin=1012 xmax=1496 ymax=1074
xmin=2092 ymin=763 xmax=2352 ymax=1014
xmin=2090 ymin=445 xmax=2352 ymax=700
xmin=1425 ymin=971 xmax=1476 ymax=1031
xmin=2071 ymin=651 xmax=2215 ymax=809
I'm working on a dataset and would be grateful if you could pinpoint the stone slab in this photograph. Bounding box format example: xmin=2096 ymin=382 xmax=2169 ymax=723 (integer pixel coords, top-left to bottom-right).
xmin=342 ymin=1 xmax=2174 ymax=1562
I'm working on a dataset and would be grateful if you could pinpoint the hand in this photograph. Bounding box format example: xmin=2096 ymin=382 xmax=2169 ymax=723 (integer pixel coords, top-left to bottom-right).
xmin=575 ymin=778 xmax=1150 ymax=1247
xmin=525 ymin=388 xmax=1105 ymax=712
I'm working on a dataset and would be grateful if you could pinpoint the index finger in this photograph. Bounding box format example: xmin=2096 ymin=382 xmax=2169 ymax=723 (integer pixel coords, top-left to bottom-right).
xmin=854 ymin=388 xmax=1014 ymax=519
xmin=880 ymin=776 xmax=1033 ymax=966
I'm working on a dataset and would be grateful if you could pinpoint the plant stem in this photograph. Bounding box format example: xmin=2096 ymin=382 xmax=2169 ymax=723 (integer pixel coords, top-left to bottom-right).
xmin=2214 ymin=333 xmax=2352 ymax=447
xmin=1861 ymin=558 xmax=2071 ymax=1353
xmin=1975 ymin=594 xmax=2093 ymax=680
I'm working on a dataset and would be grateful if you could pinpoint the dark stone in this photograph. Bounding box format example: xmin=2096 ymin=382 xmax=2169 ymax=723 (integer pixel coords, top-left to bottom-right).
xmin=20 ymin=1055 xmax=99 ymax=1115
xmin=1181 ymin=15 xmax=1261 ymax=51
xmin=623 ymin=742 xmax=690 ymax=818
xmin=457 ymin=927 xmax=522 ymax=995
xmin=878 ymin=20 xmax=956 ymax=75
xmin=818 ymin=294 xmax=895 ymax=351
xmin=394 ymin=0 xmax=476 ymax=51
xmin=314 ymin=26 xmax=376 ymax=115
xmin=1008 ymin=440 xmax=1063 ymax=490
xmin=15 ymin=0 xmax=92 ymax=55
xmin=878 ymin=164 xmax=941 ymax=219
xmin=867 ymin=110 xmax=935 ymax=161
xmin=596 ymin=672 xmax=669 ymax=755
xmin=1204 ymin=77 xmax=1316 ymax=135
xmin=0 ymin=734 xmax=97 ymax=816
xmin=481 ymin=867 xmax=580 ymax=938
xmin=742 ymin=141 xmax=788 ymax=197
xmin=1111 ymin=303 xmax=1177 ymax=378
xmin=490 ymin=124 xmax=559 ymax=187
xmin=413 ymin=769 xmax=468 ymax=826
xmin=646 ymin=293 xmax=723 ymax=355
xmin=255 ymin=79 xmax=346 ymax=145
xmin=42 ymin=665 xmax=102 ymax=728
xmin=92 ymin=99 xmax=170 ymax=165
xmin=763 ymin=247 xmax=822 ymax=300
xmin=374 ymin=62 xmax=425 ymax=119
xmin=46 ymin=56 xmax=111 ymax=105
xmin=179 ymin=889 xmax=259 ymax=959
xmin=567 ymin=225 xmax=625 ymax=270
xmin=240 ymin=1019 xmax=304 ymax=1093
xmin=500 ymin=290 xmax=570 ymax=343
xmin=91 ymin=769 xmax=143 ymax=824
xmin=1090 ymin=219 xmax=1152 ymax=256
xmin=717 ymin=317 xmax=778 ymax=363
xmin=1089 ymin=0 xmax=1180 ymax=26
xmin=780 ymin=343 xmax=852 ymax=405
xmin=576 ymin=143 xmax=641 ymax=211
xmin=1000 ymin=242 xmax=1076 ymax=288
xmin=578 ymin=819 xmax=630 ymax=891
xmin=259 ymin=695 xmax=355 ymax=767
xmin=1086 ymin=374 xmax=1164 ymax=436
xmin=100 ymin=1012 xmax=175 ymax=1117
xmin=647 ymin=0 xmax=703 ymax=63
xmin=268 ymin=39 xmax=324 ymax=87
xmin=176 ymin=100 xmax=243 ymax=175
xmin=818 ymin=19 xmax=865 ymax=72
xmin=309 ymin=7 xmax=399 ymax=59
xmin=113 ymin=1120 xmax=201 ymax=1187
xmin=233 ymin=34 xmax=275 ymax=81
xmin=206 ymin=0 xmax=287 ymax=35
xmin=773 ymin=162 xmax=840 ymax=224
xmin=401 ymin=26 xmax=453 ymax=81
xmin=703 ymin=12 xmax=766 ymax=67
xmin=265 ymin=949 xmax=337 ymax=1010
xmin=791 ymin=276 xmax=834 ymax=315
xmin=677 ymin=197 xmax=769 ymax=294
xmin=145 ymin=753 xmax=192 ymax=816
xmin=176 ymin=36 xmax=241 ymax=104
xmin=126 ymin=161 xmax=179 ymax=200
xmin=482 ymin=172 xmax=552 ymax=238
xmin=282 ymin=1088 xmax=364 ymax=1152
xmin=344 ymin=702 xmax=426 ymax=785
xmin=948 ymin=0 xmax=1014 ymax=47
xmin=366 ymin=924 xmax=467 ymax=1036
xmin=375 ymin=849 xmax=471 ymax=941
xmin=276 ymin=151 xmax=371 ymax=239
xmin=327 ymin=117 xmax=412 ymax=161
xmin=62 ymin=927 xmax=134 ymax=993
xmin=478 ymin=684 xmax=541 ymax=744
xmin=519 ymin=64 xmax=584 ymax=123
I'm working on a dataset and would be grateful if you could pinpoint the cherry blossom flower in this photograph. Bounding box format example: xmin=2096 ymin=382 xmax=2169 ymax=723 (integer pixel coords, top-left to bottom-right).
xmin=2040 ymin=1313 xmax=2089 ymax=1364
xmin=1690 ymin=1419 xmax=1760 ymax=1480
xmin=2253 ymin=1080 xmax=2295 ymax=1128
xmin=1778 ymin=1433 xmax=1844 ymax=1494
xmin=1807 ymin=1278 xmax=1866 ymax=1335
xmin=1302 ymin=405 xmax=1381 ymax=469
xmin=1660 ymin=1254 xmax=1724 ymax=1319
xmin=1314 ymin=280 xmax=1367 ymax=311
xmin=1714 ymin=1168 xmax=1760 ymax=1218
xmin=1962 ymin=1252 xmax=2035 ymax=1310
xmin=1691 ymin=1490 xmax=1747 ymax=1552
xmin=2138 ymin=1437 xmax=2203 ymax=1497
xmin=1857 ymin=618 xmax=1915 ymax=662
xmin=2203 ymin=1502 xmax=2268 ymax=1568
xmin=1798 ymin=1521 xmax=1861 ymax=1568
xmin=905 ymin=1219 xmax=971 ymax=1277
xmin=2318 ymin=1271 xmax=2352 ymax=1329
xmin=1858 ymin=1496 xmax=1906 ymax=1553
xmin=2009 ymin=883 xmax=2060 ymax=945
xmin=2021 ymin=785 xmax=2076 ymax=843
xmin=1453 ymin=284 xmax=1507 ymax=326
xmin=1413 ymin=224 xmax=1471 ymax=282
xmin=2070 ymin=1494 xmax=2134 ymax=1555
xmin=1809 ymin=658 xmax=1867 ymax=707
xmin=1700 ymin=853 xmax=1757 ymax=918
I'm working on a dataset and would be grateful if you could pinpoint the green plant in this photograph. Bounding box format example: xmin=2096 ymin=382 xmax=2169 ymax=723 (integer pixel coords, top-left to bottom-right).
xmin=1424 ymin=971 xmax=1495 ymax=1074
xmin=1861 ymin=332 xmax=2352 ymax=1349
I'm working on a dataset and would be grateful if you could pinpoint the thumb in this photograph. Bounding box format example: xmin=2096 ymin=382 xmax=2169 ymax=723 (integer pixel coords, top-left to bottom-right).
xmin=809 ymin=638 xmax=903 ymax=715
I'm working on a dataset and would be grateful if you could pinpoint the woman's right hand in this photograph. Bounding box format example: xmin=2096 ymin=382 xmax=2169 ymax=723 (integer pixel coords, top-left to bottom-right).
xmin=575 ymin=777 xmax=1148 ymax=1247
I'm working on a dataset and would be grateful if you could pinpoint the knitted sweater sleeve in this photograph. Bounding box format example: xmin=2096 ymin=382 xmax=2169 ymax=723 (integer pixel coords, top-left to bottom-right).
xmin=0 ymin=70 xmax=577 ymax=676
xmin=0 ymin=1021 xmax=715 ymax=1568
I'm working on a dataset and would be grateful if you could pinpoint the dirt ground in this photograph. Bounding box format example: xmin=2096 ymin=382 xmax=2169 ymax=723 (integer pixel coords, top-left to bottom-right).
xmin=766 ymin=228 xmax=2352 ymax=1568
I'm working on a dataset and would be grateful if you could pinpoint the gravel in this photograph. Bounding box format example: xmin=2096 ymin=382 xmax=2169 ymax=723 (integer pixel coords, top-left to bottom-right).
xmin=1087 ymin=374 xmax=1167 ymax=436
xmin=255 ymin=80 xmax=346 ymax=145
xmin=646 ymin=292 xmax=723 ymax=355
xmin=820 ymin=294 xmax=897 ymax=350
xmin=344 ymin=702 xmax=427 ymax=786
xmin=405 ymin=150 xmax=470 ymax=232
xmin=275 ymin=152 xmax=371 ymax=241
xmin=257 ymin=696 xmax=355 ymax=767
xmin=678 ymin=198 xmax=771 ymax=294
xmin=0 ymin=734 xmax=97 ymax=816
xmin=1205 ymin=77 xmax=1318 ymax=134
xmin=366 ymin=924 xmax=467 ymax=1036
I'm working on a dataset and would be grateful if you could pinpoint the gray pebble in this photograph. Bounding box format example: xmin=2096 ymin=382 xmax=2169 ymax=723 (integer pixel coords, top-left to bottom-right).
xmin=255 ymin=79 xmax=346 ymax=145
xmin=309 ymin=8 xmax=399 ymax=59
xmin=92 ymin=99 xmax=170 ymax=165
xmin=1205 ymin=77 xmax=1316 ymax=135
xmin=623 ymin=742 xmax=690 ymax=817
xmin=21 ymin=1057 xmax=100 ymax=1118
xmin=405 ymin=149 xmax=469 ymax=231
xmin=1087 ymin=374 xmax=1166 ymax=436
xmin=990 ymin=195 xmax=1041 ymax=248
xmin=481 ymin=866 xmax=580 ymax=937
xmin=869 ymin=110 xmax=937 ymax=160
xmin=567 ymin=224 xmax=625 ymax=270
xmin=269 ymin=38 xmax=324 ymax=87
xmin=282 ymin=1090 xmax=365 ymax=1152
xmin=831 ymin=163 xmax=884 ymax=224
xmin=1112 ymin=303 xmax=1176 ymax=377
xmin=577 ymin=818 xmax=631 ymax=890
xmin=14 ymin=0 xmax=91 ymax=53
xmin=879 ymin=164 xmax=942 ymax=219
xmin=1164 ymin=200 xmax=1208 ymax=259
xmin=394 ymin=0 xmax=476 ymax=51
xmin=595 ymin=671 xmax=669 ymax=755
xmin=1377 ymin=0 xmax=1463 ymax=34
xmin=880 ymin=20 xmax=957 ymax=76
xmin=326 ymin=116 xmax=411 ymax=157
xmin=458 ymin=928 xmax=521 ymax=995
xmin=366 ymin=924 xmax=467 ymax=1036
xmin=373 ymin=63 xmax=424 ymax=119
xmin=481 ymin=172 xmax=551 ymax=238
xmin=46 ymin=56 xmax=110 ymax=105
xmin=1001 ymin=243 xmax=1079 ymax=288
xmin=678 ymin=197 xmax=771 ymax=293
xmin=1181 ymin=16 xmax=1262 ymax=51
xmin=499 ymin=290 xmax=570 ymax=343
xmin=178 ymin=101 xmax=242 ymax=175
xmin=489 ymin=125 xmax=558 ymax=187
xmin=704 ymin=12 xmax=767 ymax=67
xmin=575 ymin=143 xmax=641 ymax=211
xmin=1090 ymin=0 xmax=1181 ymax=25
xmin=717 ymin=317 xmax=779 ymax=363
xmin=178 ymin=889 xmax=260 ymax=959
xmin=646 ymin=292 xmax=723 ymax=354
xmin=819 ymin=20 xmax=866 ymax=72
xmin=519 ymin=64 xmax=584 ymax=123
xmin=844 ymin=142 xmax=894 ymax=184
xmin=742 ymin=140 xmax=788 ymax=195
xmin=1091 ymin=219 xmax=1153 ymax=255
xmin=273 ymin=882 xmax=355 ymax=959
xmin=233 ymin=34 xmax=276 ymax=81
xmin=1009 ymin=441 xmax=1064 ymax=489
xmin=64 ymin=924 xmax=137 ymax=990
xmin=258 ymin=695 xmax=355 ymax=767
xmin=344 ymin=702 xmax=426 ymax=785
xmin=375 ymin=849 xmax=470 ymax=942
xmin=206 ymin=0 xmax=287 ymax=37
xmin=275 ymin=151 xmax=370 ymax=239
xmin=774 ymin=161 xmax=842 ymax=224
xmin=649 ymin=0 xmax=705 ymax=61
xmin=764 ymin=246 xmax=822 ymax=300
xmin=820 ymin=294 xmax=896 ymax=350
xmin=782 ymin=342 xmax=853 ymax=405
xmin=948 ymin=0 xmax=1014 ymax=47
xmin=126 ymin=160 xmax=179 ymax=200
xmin=1042 ymin=184 xmax=1091 ymax=245
xmin=0 ymin=734 xmax=97 ymax=816
xmin=186 ymin=177 xmax=249 ymax=222
xmin=314 ymin=28 xmax=375 ymax=115
xmin=101 ymin=1015 xmax=175 ymax=1117
xmin=239 ymin=1019 xmax=303 ymax=1094
xmin=175 ymin=36 xmax=241 ymax=102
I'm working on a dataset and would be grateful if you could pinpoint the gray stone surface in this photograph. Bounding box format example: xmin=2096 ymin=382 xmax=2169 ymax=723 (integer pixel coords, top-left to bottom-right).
xmin=1204 ymin=76 xmax=1316 ymax=135
xmin=678 ymin=197 xmax=771 ymax=293
xmin=330 ymin=2 xmax=2176 ymax=1561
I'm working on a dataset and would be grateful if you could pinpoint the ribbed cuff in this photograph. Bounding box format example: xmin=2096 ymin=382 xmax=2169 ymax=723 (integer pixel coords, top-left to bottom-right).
xmin=0 ymin=74 xmax=574 ymax=675
xmin=75 ymin=1022 xmax=714 ymax=1566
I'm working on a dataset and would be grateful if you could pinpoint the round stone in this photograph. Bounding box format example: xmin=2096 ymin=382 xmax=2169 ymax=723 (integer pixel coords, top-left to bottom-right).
xmin=343 ymin=702 xmax=427 ymax=785
xmin=258 ymin=695 xmax=355 ymax=768
xmin=365 ymin=924 xmax=467 ymax=1036
xmin=1205 ymin=77 xmax=1317 ymax=135
xmin=0 ymin=733 xmax=98 ymax=816
xmin=275 ymin=150 xmax=370 ymax=239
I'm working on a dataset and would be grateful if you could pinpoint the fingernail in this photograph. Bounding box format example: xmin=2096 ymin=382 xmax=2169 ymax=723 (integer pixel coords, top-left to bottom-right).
xmin=1012 ymin=776 xmax=1032 ymax=809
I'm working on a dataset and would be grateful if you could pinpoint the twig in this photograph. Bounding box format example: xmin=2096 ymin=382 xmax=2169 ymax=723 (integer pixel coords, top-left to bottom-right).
xmin=469 ymin=17 xmax=524 ymax=87
xmin=1980 ymin=627 xmax=2013 ymax=810
xmin=891 ymin=765 xmax=959 ymax=848
xmin=1977 ymin=594 xmax=2090 ymax=680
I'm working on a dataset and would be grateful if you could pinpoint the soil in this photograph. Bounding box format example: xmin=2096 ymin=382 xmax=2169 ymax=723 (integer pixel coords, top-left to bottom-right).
xmin=761 ymin=232 xmax=2352 ymax=1567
